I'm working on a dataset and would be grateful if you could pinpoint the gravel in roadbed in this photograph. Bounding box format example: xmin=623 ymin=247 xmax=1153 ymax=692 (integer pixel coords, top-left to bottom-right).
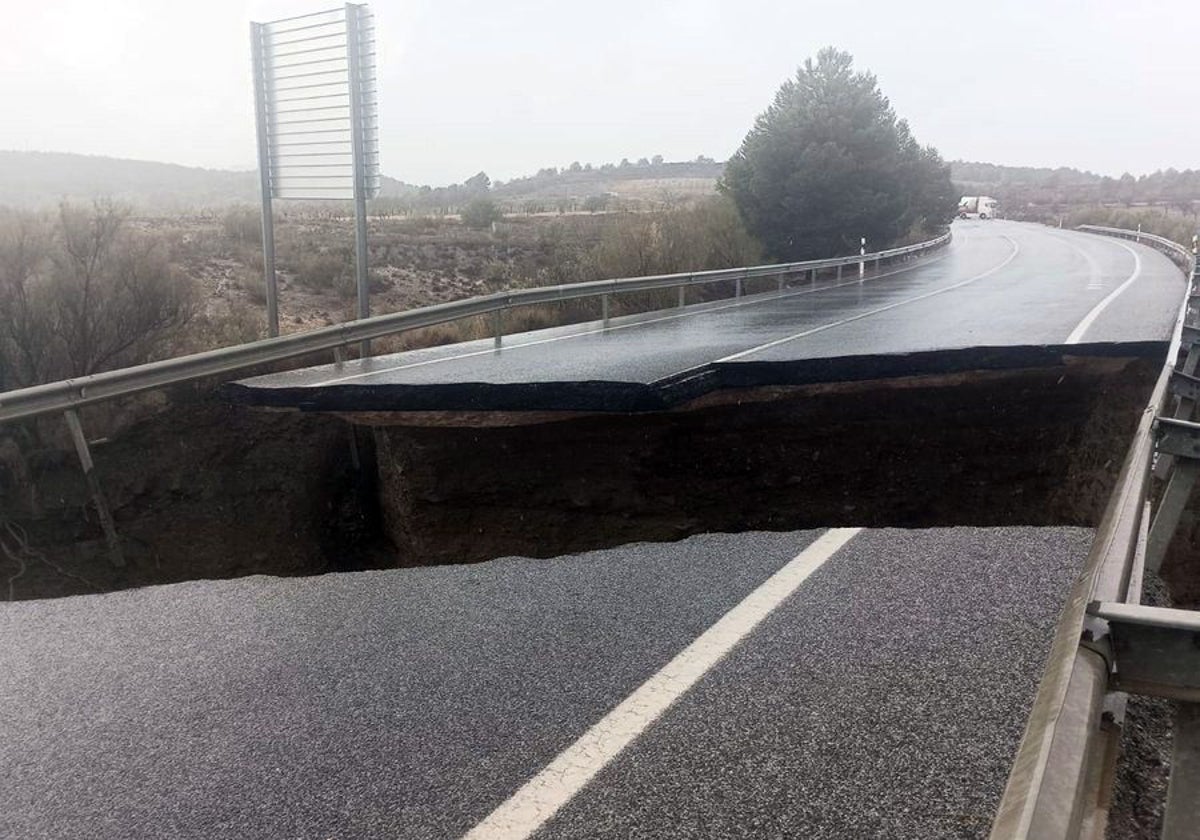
xmin=1 ymin=527 xmax=1089 ymax=839
xmin=0 ymin=530 xmax=821 ymax=840
xmin=536 ymin=527 xmax=1092 ymax=840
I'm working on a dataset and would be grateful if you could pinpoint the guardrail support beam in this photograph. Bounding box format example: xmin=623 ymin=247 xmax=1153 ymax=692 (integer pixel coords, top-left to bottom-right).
xmin=1154 ymin=335 xmax=1200 ymax=479
xmin=677 ymin=286 xmax=686 ymax=309
xmin=1089 ymin=601 xmax=1200 ymax=700
xmin=1165 ymin=702 xmax=1200 ymax=840
xmin=63 ymin=409 xmax=125 ymax=568
xmin=493 ymin=309 xmax=503 ymax=349
xmin=601 ymin=294 xmax=610 ymax=328
xmin=1147 ymin=418 xmax=1200 ymax=571
xmin=1147 ymin=462 xmax=1198 ymax=573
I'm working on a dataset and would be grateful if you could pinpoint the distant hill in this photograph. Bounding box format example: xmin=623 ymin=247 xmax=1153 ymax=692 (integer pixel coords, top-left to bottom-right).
xmin=370 ymin=158 xmax=727 ymax=215
xmin=0 ymin=151 xmax=259 ymax=210
xmin=950 ymin=160 xmax=1200 ymax=214
xmin=0 ymin=151 xmax=418 ymax=212
xmin=0 ymin=150 xmax=725 ymax=214
xmin=17 ymin=152 xmax=1189 ymax=219
xmin=494 ymin=159 xmax=724 ymax=200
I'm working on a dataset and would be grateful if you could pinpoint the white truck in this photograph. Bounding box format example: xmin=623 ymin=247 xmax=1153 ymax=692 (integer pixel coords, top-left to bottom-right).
xmin=957 ymin=196 xmax=998 ymax=220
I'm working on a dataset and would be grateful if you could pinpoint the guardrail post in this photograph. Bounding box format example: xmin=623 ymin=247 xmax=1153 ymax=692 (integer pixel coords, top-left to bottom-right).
xmin=63 ymin=408 xmax=125 ymax=568
xmin=1147 ymin=421 xmax=1200 ymax=572
xmin=810 ymin=268 xmax=817 ymax=287
xmin=777 ymin=274 xmax=785 ymax=293
xmin=601 ymin=294 xmax=611 ymax=329
xmin=678 ymin=285 xmax=686 ymax=308
xmin=493 ymin=308 xmax=503 ymax=349
xmin=837 ymin=264 xmax=843 ymax=282
xmin=735 ymin=275 xmax=744 ymax=298
xmin=1154 ymin=335 xmax=1200 ymax=480
xmin=1164 ymin=702 xmax=1200 ymax=840
xmin=859 ymin=237 xmax=866 ymax=280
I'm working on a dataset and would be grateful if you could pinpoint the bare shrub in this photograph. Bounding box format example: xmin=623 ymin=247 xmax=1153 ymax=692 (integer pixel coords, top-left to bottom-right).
xmin=180 ymin=305 xmax=266 ymax=352
xmin=294 ymin=250 xmax=350 ymax=292
xmin=583 ymin=195 xmax=761 ymax=282
xmin=233 ymin=266 xmax=267 ymax=304
xmin=371 ymin=316 xmax=491 ymax=353
xmin=221 ymin=205 xmax=262 ymax=246
xmin=0 ymin=201 xmax=197 ymax=390
xmin=461 ymin=198 xmax=501 ymax=230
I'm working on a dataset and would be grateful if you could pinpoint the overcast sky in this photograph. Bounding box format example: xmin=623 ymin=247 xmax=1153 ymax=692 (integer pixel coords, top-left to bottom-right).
xmin=1 ymin=0 xmax=1196 ymax=185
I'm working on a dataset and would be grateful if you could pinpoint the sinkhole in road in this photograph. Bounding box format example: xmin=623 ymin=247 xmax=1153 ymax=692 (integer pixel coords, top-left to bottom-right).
xmin=0 ymin=347 xmax=1168 ymax=600
xmin=370 ymin=353 xmax=1161 ymax=568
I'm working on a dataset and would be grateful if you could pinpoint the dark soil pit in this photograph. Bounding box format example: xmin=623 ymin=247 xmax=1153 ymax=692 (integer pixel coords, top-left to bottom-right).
xmin=0 ymin=352 xmax=1165 ymax=601
xmin=369 ymin=356 xmax=1160 ymax=566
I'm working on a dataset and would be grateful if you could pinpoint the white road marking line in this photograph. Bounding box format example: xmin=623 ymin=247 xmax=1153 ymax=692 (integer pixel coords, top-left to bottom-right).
xmin=715 ymin=235 xmax=1021 ymax=363
xmin=1045 ymin=230 xmax=1105 ymax=291
xmin=1064 ymin=241 xmax=1143 ymax=344
xmin=460 ymin=527 xmax=863 ymax=840
xmin=307 ymin=256 xmax=951 ymax=386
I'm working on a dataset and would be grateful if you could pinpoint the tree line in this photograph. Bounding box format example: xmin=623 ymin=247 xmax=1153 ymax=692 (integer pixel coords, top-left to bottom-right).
xmin=952 ymin=161 xmax=1200 ymax=216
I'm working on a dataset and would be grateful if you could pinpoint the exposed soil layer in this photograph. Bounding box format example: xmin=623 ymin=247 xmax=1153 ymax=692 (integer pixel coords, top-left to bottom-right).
xmin=0 ymin=349 xmax=1181 ymax=840
xmin=0 ymin=398 xmax=384 ymax=601
xmin=374 ymin=357 xmax=1160 ymax=566
xmin=0 ymin=353 xmax=1164 ymax=601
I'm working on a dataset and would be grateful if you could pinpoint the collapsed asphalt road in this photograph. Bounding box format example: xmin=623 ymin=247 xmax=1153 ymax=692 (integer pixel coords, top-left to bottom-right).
xmin=1 ymin=526 xmax=1087 ymax=839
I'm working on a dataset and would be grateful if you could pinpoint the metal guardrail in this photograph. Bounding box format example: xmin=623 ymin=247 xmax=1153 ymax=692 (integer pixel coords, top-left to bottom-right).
xmin=0 ymin=232 xmax=949 ymax=425
xmin=989 ymin=225 xmax=1198 ymax=839
xmin=1077 ymin=224 xmax=1198 ymax=273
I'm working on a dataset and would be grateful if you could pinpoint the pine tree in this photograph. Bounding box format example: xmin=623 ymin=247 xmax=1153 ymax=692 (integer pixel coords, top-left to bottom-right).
xmin=721 ymin=48 xmax=956 ymax=260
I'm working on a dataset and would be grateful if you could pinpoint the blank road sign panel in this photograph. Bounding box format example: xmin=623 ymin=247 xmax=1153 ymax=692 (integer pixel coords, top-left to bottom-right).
xmin=252 ymin=4 xmax=380 ymax=201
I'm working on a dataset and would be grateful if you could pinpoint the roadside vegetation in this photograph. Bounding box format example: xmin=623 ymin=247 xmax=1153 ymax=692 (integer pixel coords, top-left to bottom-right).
xmin=1064 ymin=206 xmax=1198 ymax=250
xmin=0 ymin=191 xmax=762 ymax=398
xmin=721 ymin=48 xmax=957 ymax=260
xmin=0 ymin=201 xmax=197 ymax=391
xmin=1 ymin=98 xmax=1194 ymax=417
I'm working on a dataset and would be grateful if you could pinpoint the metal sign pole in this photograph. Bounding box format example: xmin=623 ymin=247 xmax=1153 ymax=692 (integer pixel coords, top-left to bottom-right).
xmin=250 ymin=22 xmax=280 ymax=338
xmin=346 ymin=3 xmax=371 ymax=356
xmin=251 ymin=5 xmax=378 ymax=346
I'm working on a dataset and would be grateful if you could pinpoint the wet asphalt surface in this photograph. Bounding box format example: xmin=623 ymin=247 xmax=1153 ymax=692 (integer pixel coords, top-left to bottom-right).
xmin=1 ymin=527 xmax=1089 ymax=839
xmin=228 ymin=221 xmax=1184 ymax=411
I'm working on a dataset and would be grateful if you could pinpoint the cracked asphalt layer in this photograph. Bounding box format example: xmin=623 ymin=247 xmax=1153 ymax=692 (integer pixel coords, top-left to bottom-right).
xmin=535 ymin=528 xmax=1091 ymax=840
xmin=0 ymin=527 xmax=1088 ymax=839
xmin=0 ymin=531 xmax=820 ymax=840
xmin=227 ymin=221 xmax=1183 ymax=412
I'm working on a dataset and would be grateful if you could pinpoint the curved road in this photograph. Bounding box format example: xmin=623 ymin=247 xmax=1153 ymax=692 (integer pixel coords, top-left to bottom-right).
xmin=1 ymin=223 xmax=1188 ymax=839
xmin=230 ymin=221 xmax=1185 ymax=411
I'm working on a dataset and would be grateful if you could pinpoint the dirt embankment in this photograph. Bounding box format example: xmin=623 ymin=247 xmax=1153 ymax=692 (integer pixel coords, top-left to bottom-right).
xmin=372 ymin=358 xmax=1160 ymax=567
xmin=0 ymin=354 xmax=1173 ymax=602
xmin=1 ymin=399 xmax=383 ymax=600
